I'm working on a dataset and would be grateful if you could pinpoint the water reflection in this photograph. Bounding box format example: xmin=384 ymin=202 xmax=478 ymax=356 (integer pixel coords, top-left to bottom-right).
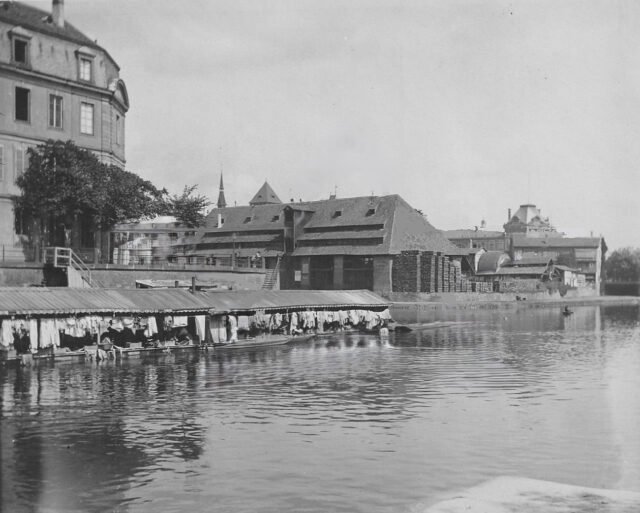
xmin=1 ymin=305 xmax=639 ymax=513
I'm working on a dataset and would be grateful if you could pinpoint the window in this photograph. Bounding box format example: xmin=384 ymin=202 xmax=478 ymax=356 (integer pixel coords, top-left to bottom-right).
xmin=0 ymin=146 xmax=4 ymax=182
xmin=49 ymin=94 xmax=63 ymax=128
xmin=243 ymin=216 xmax=252 ymax=224
xmin=15 ymin=147 xmax=27 ymax=180
xmin=365 ymin=208 xmax=376 ymax=217
xmin=80 ymin=103 xmax=94 ymax=135
xmin=12 ymin=38 xmax=29 ymax=65
xmin=15 ymin=87 xmax=30 ymax=122
xmin=271 ymin=214 xmax=280 ymax=222
xmin=79 ymin=57 xmax=92 ymax=81
xmin=115 ymin=114 xmax=120 ymax=144
xmin=333 ymin=210 xmax=343 ymax=218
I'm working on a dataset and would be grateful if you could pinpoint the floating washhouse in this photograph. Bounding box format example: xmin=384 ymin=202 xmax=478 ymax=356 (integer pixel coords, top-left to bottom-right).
xmin=0 ymin=288 xmax=390 ymax=362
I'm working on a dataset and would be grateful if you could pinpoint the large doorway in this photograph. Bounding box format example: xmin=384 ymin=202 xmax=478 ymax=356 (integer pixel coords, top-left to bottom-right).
xmin=309 ymin=256 xmax=334 ymax=289
xmin=344 ymin=256 xmax=374 ymax=290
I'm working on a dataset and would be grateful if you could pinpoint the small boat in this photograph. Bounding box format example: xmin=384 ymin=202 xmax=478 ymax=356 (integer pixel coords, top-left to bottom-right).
xmin=213 ymin=333 xmax=316 ymax=350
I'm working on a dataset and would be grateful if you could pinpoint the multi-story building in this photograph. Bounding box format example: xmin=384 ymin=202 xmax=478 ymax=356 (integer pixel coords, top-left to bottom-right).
xmin=173 ymin=181 xmax=459 ymax=294
xmin=503 ymin=204 xmax=560 ymax=238
xmin=0 ymin=0 xmax=128 ymax=260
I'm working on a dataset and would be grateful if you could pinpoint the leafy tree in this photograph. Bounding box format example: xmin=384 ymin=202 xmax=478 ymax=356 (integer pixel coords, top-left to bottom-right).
xmin=163 ymin=185 xmax=211 ymax=228
xmin=605 ymin=247 xmax=640 ymax=282
xmin=13 ymin=140 xmax=165 ymax=255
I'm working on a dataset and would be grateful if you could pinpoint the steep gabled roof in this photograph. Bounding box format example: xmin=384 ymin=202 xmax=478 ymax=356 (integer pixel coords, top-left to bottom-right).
xmin=250 ymin=182 xmax=282 ymax=205
xmin=291 ymin=195 xmax=458 ymax=256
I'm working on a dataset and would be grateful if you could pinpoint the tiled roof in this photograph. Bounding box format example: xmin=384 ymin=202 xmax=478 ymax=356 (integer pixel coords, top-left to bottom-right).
xmin=296 ymin=229 xmax=384 ymax=241
xmin=443 ymin=229 xmax=505 ymax=239
xmin=0 ymin=1 xmax=98 ymax=49
xmin=512 ymin=236 xmax=603 ymax=248
xmin=249 ymin=181 xmax=282 ymax=205
xmin=202 ymin=204 xmax=286 ymax=233
xmin=291 ymin=245 xmax=384 ymax=257
xmin=189 ymin=193 xmax=457 ymax=257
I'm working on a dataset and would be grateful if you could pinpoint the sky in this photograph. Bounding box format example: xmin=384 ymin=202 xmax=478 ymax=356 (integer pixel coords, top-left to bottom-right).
xmin=26 ymin=0 xmax=640 ymax=250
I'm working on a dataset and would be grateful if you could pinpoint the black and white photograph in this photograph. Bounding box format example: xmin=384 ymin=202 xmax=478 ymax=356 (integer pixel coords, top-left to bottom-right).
xmin=1 ymin=1 xmax=640 ymax=511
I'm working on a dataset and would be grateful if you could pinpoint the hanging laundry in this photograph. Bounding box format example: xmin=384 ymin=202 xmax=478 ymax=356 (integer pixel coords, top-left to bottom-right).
xmin=172 ymin=316 xmax=188 ymax=328
xmin=28 ymin=319 xmax=38 ymax=351
xmin=194 ymin=315 xmax=206 ymax=342
xmin=39 ymin=319 xmax=60 ymax=348
xmin=1 ymin=320 xmax=13 ymax=348
xmin=228 ymin=315 xmax=238 ymax=342
xmin=144 ymin=316 xmax=158 ymax=338
xmin=237 ymin=315 xmax=250 ymax=331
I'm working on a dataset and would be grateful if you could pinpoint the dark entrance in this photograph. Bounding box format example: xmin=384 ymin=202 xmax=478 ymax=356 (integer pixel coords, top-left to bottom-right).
xmin=310 ymin=256 xmax=334 ymax=289
xmin=344 ymin=256 xmax=374 ymax=290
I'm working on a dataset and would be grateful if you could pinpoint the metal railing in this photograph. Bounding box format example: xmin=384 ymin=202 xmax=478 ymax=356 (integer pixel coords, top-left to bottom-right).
xmin=43 ymin=247 xmax=99 ymax=287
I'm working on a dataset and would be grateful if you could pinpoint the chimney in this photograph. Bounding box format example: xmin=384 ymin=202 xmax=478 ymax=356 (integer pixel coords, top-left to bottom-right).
xmin=52 ymin=0 xmax=64 ymax=28
xmin=507 ymin=208 xmax=511 ymax=221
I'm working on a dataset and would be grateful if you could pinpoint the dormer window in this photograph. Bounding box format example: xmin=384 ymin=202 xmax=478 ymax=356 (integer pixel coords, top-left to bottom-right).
xmin=243 ymin=216 xmax=252 ymax=224
xmin=271 ymin=214 xmax=280 ymax=222
xmin=79 ymin=57 xmax=92 ymax=81
xmin=76 ymin=47 xmax=96 ymax=83
xmin=13 ymin=38 xmax=29 ymax=65
xmin=365 ymin=207 xmax=376 ymax=217
xmin=333 ymin=210 xmax=343 ymax=218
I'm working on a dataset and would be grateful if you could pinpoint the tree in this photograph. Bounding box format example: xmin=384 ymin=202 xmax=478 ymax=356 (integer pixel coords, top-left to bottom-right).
xmin=163 ymin=185 xmax=211 ymax=228
xmin=13 ymin=140 xmax=165 ymax=256
xmin=605 ymin=248 xmax=640 ymax=282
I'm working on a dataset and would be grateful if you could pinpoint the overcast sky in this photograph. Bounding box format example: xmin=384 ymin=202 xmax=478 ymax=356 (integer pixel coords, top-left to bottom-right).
xmin=28 ymin=0 xmax=640 ymax=250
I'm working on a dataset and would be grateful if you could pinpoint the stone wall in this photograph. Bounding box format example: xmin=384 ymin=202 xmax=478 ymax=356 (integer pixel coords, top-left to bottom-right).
xmin=0 ymin=263 xmax=266 ymax=290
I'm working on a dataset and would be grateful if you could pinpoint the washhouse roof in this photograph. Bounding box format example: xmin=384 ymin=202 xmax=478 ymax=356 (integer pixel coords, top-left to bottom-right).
xmin=0 ymin=287 xmax=213 ymax=317
xmin=200 ymin=289 xmax=389 ymax=313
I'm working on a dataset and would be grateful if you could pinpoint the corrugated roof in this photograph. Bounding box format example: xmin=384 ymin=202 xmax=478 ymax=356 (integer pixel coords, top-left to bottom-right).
xmin=477 ymin=251 xmax=511 ymax=273
xmin=200 ymin=290 xmax=388 ymax=313
xmin=0 ymin=288 xmax=213 ymax=316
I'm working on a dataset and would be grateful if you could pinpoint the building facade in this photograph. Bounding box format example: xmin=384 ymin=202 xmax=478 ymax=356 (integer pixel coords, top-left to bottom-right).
xmin=511 ymin=236 xmax=606 ymax=292
xmin=173 ymin=182 xmax=458 ymax=294
xmin=443 ymin=228 xmax=509 ymax=252
xmin=0 ymin=0 xmax=129 ymax=260
xmin=503 ymin=204 xmax=560 ymax=238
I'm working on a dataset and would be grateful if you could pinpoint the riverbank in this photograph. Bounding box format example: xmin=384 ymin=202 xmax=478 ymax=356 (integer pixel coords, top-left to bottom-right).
xmin=389 ymin=294 xmax=640 ymax=323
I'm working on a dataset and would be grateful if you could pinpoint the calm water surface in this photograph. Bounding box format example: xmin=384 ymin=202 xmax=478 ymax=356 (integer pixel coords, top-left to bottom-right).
xmin=2 ymin=305 xmax=640 ymax=513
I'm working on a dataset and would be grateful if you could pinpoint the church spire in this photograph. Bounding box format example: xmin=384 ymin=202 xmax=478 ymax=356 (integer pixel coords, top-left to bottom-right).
xmin=217 ymin=173 xmax=227 ymax=209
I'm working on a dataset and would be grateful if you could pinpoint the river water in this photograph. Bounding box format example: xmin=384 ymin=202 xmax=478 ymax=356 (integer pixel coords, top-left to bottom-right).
xmin=2 ymin=304 xmax=640 ymax=513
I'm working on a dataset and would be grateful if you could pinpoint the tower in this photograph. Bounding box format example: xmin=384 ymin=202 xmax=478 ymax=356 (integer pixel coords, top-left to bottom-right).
xmin=217 ymin=173 xmax=227 ymax=209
